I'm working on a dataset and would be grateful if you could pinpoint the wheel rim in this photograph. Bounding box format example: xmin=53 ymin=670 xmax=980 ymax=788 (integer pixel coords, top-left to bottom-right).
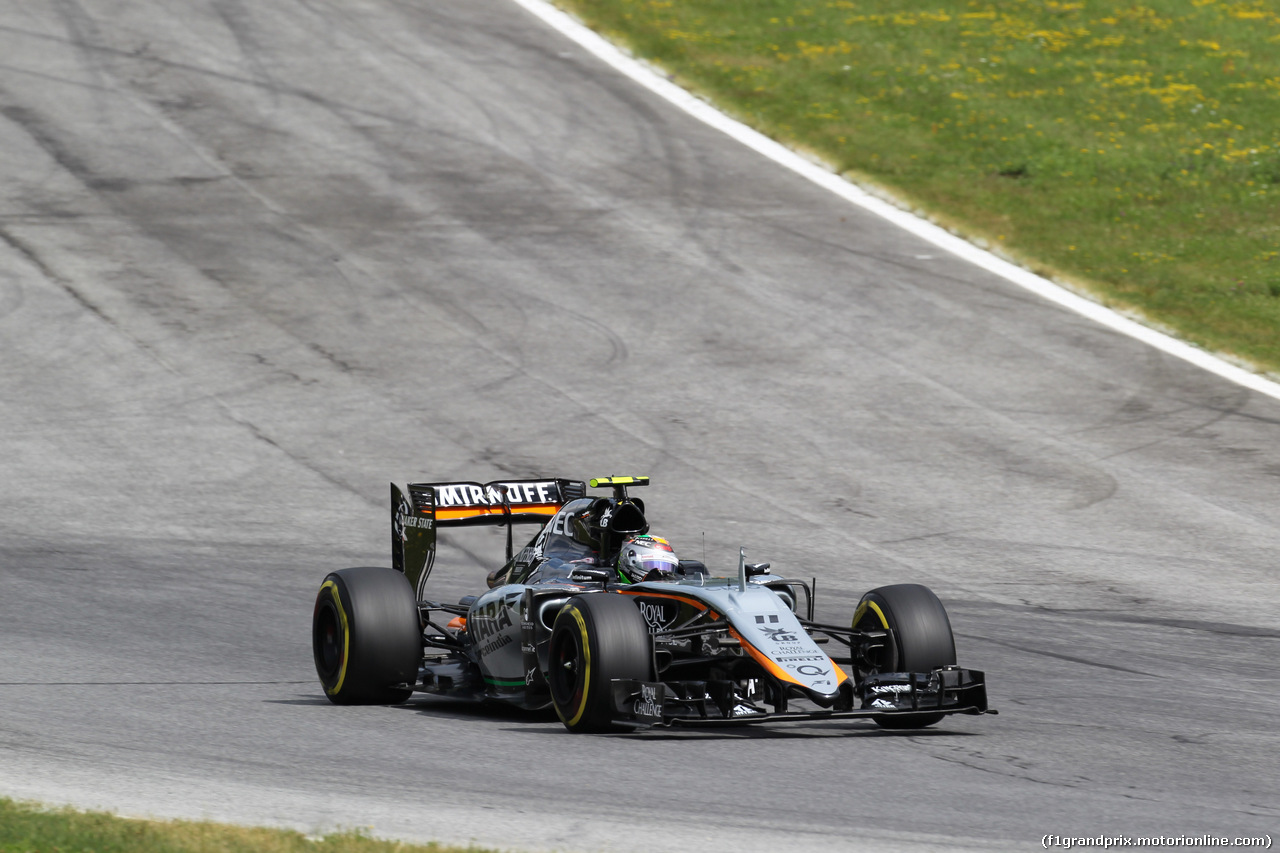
xmin=314 ymin=599 xmax=344 ymax=681
xmin=549 ymin=623 xmax=586 ymax=717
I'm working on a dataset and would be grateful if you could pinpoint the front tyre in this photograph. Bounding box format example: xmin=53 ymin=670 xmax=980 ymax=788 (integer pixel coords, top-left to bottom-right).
xmin=548 ymin=593 xmax=652 ymax=733
xmin=313 ymin=566 xmax=421 ymax=705
xmin=853 ymin=583 xmax=956 ymax=729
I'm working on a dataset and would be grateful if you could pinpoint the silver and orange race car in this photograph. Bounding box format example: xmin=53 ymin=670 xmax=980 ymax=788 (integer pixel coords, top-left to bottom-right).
xmin=311 ymin=476 xmax=993 ymax=732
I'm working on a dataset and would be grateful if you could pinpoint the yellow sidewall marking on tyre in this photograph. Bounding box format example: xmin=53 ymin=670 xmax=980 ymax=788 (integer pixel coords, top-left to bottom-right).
xmin=852 ymin=599 xmax=889 ymax=630
xmin=564 ymin=605 xmax=592 ymax=728
xmin=320 ymin=580 xmax=351 ymax=696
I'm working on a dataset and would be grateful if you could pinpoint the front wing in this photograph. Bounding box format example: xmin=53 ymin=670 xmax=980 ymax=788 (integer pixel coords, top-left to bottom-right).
xmin=609 ymin=666 xmax=993 ymax=728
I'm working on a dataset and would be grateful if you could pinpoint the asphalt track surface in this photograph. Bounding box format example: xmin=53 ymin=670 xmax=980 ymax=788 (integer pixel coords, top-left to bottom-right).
xmin=1 ymin=2 xmax=1278 ymax=851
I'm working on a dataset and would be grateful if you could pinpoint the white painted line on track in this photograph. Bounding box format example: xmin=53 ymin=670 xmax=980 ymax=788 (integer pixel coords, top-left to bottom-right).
xmin=509 ymin=0 xmax=1280 ymax=403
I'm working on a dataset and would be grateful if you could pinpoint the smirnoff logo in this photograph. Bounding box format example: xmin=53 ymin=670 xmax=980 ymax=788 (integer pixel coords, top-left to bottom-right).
xmin=434 ymin=481 xmax=559 ymax=507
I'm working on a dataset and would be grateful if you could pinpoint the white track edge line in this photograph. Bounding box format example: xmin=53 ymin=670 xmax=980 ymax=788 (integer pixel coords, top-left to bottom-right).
xmin=509 ymin=0 xmax=1280 ymax=403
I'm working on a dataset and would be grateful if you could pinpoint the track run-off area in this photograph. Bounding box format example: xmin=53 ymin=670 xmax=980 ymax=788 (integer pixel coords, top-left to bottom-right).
xmin=0 ymin=1 xmax=1277 ymax=851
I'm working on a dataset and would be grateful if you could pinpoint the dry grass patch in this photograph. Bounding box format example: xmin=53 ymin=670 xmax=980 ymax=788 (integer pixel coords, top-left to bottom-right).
xmin=0 ymin=798 xmax=498 ymax=853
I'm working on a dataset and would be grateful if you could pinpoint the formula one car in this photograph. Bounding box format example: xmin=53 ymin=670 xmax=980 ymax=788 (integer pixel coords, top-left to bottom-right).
xmin=311 ymin=476 xmax=993 ymax=732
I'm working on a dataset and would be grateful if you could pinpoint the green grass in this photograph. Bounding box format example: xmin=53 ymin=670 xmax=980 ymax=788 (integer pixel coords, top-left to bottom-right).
xmin=0 ymin=798 xmax=497 ymax=853
xmin=554 ymin=0 xmax=1280 ymax=375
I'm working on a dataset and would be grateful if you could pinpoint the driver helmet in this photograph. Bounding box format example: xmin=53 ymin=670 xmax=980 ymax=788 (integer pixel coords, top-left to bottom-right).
xmin=617 ymin=535 xmax=679 ymax=583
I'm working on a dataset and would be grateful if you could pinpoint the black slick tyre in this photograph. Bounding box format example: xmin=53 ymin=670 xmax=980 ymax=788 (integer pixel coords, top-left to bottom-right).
xmin=853 ymin=583 xmax=956 ymax=729
xmin=547 ymin=593 xmax=652 ymax=733
xmin=312 ymin=566 xmax=421 ymax=705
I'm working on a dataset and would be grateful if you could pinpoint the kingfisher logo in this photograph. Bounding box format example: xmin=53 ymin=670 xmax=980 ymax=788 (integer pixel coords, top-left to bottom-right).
xmin=759 ymin=625 xmax=801 ymax=643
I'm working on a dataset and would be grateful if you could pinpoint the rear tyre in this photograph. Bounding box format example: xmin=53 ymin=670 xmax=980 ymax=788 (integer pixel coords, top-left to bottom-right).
xmin=313 ymin=566 xmax=421 ymax=705
xmin=853 ymin=583 xmax=956 ymax=729
xmin=548 ymin=593 xmax=652 ymax=733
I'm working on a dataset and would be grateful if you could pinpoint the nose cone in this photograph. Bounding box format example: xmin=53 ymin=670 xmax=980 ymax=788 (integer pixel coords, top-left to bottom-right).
xmin=728 ymin=588 xmax=848 ymax=695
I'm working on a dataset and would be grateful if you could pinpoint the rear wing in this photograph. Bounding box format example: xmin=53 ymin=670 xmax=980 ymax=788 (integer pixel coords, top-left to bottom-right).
xmin=415 ymin=478 xmax=588 ymax=526
xmin=391 ymin=478 xmax=587 ymax=595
